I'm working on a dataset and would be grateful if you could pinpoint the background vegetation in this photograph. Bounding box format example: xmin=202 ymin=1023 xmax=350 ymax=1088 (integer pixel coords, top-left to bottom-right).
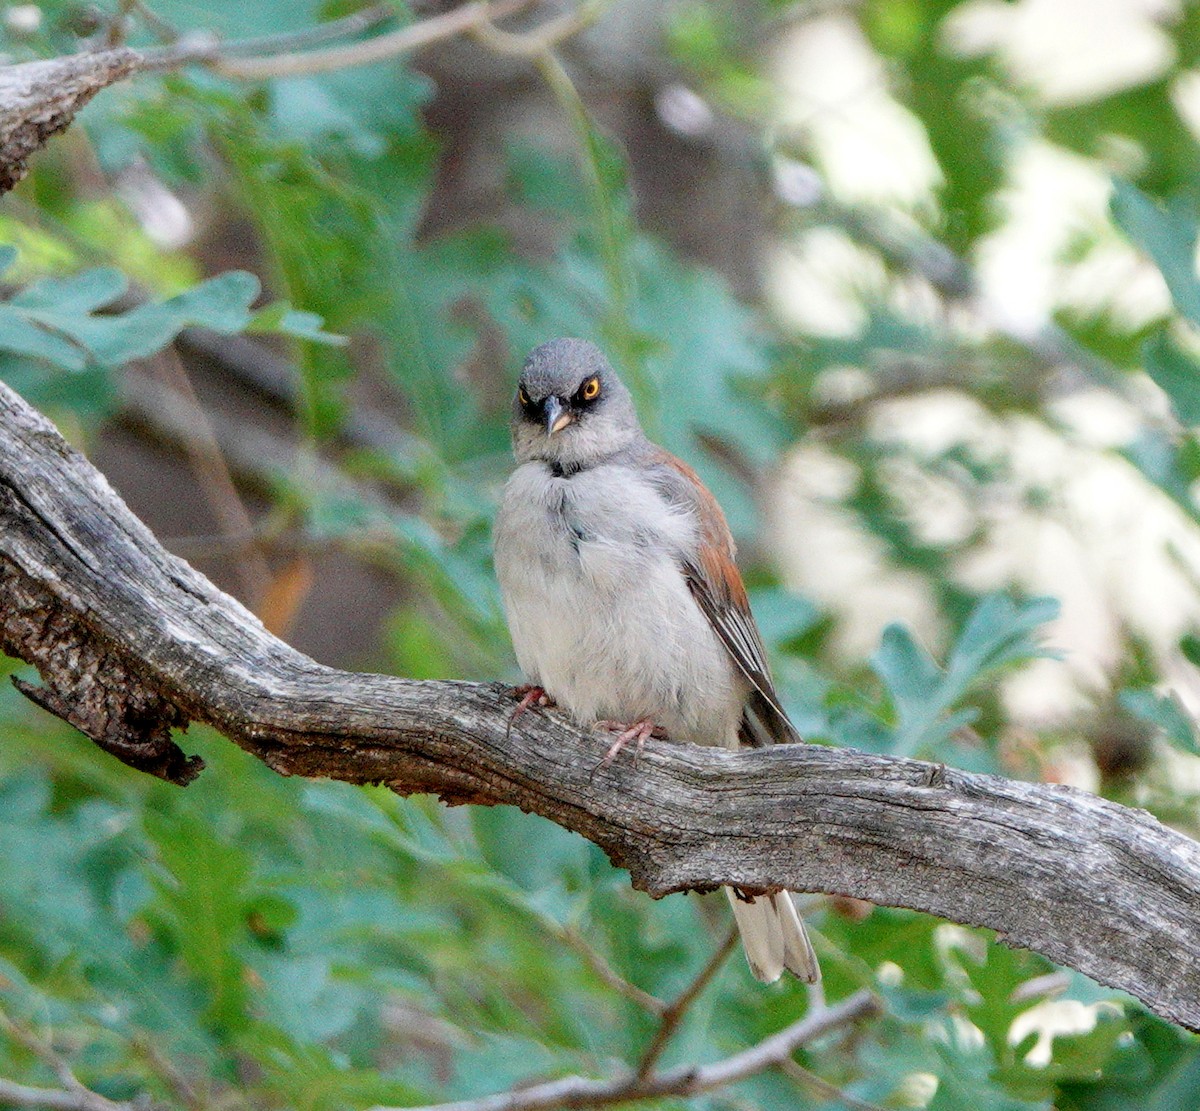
xmin=3 ymin=0 xmax=1200 ymax=1107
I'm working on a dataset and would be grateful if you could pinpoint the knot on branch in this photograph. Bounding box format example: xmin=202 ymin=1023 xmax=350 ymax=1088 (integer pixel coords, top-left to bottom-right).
xmin=0 ymin=48 xmax=141 ymax=193
xmin=0 ymin=560 xmax=202 ymax=785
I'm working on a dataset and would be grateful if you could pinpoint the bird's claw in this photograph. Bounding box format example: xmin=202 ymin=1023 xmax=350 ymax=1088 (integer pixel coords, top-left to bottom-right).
xmin=506 ymin=685 xmax=554 ymax=738
xmin=594 ymin=719 xmax=665 ymax=767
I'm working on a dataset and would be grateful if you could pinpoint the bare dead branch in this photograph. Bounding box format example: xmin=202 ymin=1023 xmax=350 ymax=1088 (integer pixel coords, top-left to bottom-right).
xmin=473 ymin=0 xmax=607 ymax=57
xmin=382 ymin=989 xmax=880 ymax=1111
xmin=780 ymin=1058 xmax=891 ymax=1111
xmin=635 ymin=925 xmax=739 ymax=1078
xmin=0 ymin=1009 xmax=148 ymax=1111
xmin=556 ymin=927 xmax=666 ymax=1016
xmin=0 ymin=1 xmax=579 ymax=194
xmin=0 ymin=49 xmax=140 ymax=192
xmin=214 ymin=3 xmax=397 ymax=59
xmin=3 ymin=379 xmax=1200 ymax=1031
xmin=0 ymin=1077 xmax=139 ymax=1111
xmin=126 ymin=0 xmax=536 ymax=80
xmin=146 ymin=350 xmax=272 ymax=606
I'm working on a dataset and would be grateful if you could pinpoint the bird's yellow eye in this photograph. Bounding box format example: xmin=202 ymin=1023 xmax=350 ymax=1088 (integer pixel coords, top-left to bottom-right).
xmin=580 ymin=376 xmax=601 ymax=401
xmin=517 ymin=386 xmax=530 ymax=407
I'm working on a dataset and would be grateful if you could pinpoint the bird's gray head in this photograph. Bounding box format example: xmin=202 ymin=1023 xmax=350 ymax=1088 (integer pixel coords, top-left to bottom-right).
xmin=511 ymin=338 xmax=642 ymax=470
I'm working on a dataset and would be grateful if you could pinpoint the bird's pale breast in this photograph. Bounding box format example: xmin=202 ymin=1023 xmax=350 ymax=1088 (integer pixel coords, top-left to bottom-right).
xmin=494 ymin=461 xmax=744 ymax=747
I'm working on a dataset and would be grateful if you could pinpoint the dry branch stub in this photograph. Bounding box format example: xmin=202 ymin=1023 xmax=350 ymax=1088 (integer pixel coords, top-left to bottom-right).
xmin=0 ymin=50 xmax=141 ymax=193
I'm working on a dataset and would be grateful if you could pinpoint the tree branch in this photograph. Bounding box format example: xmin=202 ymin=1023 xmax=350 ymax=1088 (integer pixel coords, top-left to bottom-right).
xmin=0 ymin=1009 xmax=147 ymax=1111
xmin=3 ymin=379 xmax=1200 ymax=1030
xmin=780 ymin=1058 xmax=890 ymax=1111
xmin=0 ymin=1078 xmax=138 ymax=1111
xmin=634 ymin=925 xmax=739 ymax=1078
xmin=206 ymin=3 xmax=397 ymax=59
xmin=0 ymin=49 xmax=140 ymax=192
xmin=0 ymin=0 xmax=569 ymax=193
xmin=137 ymin=0 xmax=536 ymax=80
xmin=556 ymin=926 xmax=666 ymax=1017
xmin=382 ymin=989 xmax=880 ymax=1111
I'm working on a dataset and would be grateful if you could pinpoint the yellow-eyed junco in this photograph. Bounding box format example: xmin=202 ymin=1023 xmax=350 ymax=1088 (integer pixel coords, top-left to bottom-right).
xmin=494 ymin=337 xmax=819 ymax=983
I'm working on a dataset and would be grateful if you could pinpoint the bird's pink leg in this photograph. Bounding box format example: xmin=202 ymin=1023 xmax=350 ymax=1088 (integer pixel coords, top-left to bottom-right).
xmin=595 ymin=719 xmax=667 ymax=765
xmin=508 ymin=684 xmax=554 ymax=725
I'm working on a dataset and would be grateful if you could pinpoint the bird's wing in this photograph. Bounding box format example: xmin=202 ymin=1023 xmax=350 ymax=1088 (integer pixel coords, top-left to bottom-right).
xmin=646 ymin=448 xmax=801 ymax=747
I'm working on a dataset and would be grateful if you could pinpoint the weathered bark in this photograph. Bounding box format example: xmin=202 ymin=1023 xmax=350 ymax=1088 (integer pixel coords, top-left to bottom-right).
xmin=0 ymin=50 xmax=141 ymax=192
xmin=2 ymin=378 xmax=1200 ymax=1030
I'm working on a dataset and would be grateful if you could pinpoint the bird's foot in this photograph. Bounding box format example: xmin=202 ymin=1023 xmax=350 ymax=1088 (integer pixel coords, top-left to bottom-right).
xmin=507 ymin=685 xmax=554 ymax=736
xmin=595 ymin=719 xmax=667 ymax=766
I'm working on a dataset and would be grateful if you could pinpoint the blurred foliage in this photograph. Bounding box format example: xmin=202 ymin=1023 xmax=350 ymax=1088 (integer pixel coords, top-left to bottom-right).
xmin=3 ymin=0 xmax=1200 ymax=1108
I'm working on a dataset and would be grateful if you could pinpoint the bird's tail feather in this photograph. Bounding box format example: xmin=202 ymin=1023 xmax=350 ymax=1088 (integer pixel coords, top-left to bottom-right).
xmin=725 ymin=888 xmax=820 ymax=984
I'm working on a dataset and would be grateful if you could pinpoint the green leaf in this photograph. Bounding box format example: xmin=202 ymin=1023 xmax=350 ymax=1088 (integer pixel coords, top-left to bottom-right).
xmin=48 ymin=271 xmax=261 ymax=365
xmin=0 ymin=308 xmax=89 ymax=369
xmin=1181 ymin=633 xmax=1200 ymax=667
xmin=861 ymin=0 xmax=1006 ymax=251
xmin=874 ymin=623 xmax=944 ymax=718
xmin=248 ymin=301 xmax=346 ymax=346
xmin=873 ymin=594 xmax=1059 ymax=757
xmin=0 ymin=775 xmax=214 ymax=1051
xmin=0 ymin=256 xmax=338 ymax=415
xmin=946 ymin=594 xmax=1060 ymax=686
xmin=929 ymin=1033 xmax=1053 ymax=1111
xmin=11 ymin=267 xmax=128 ymax=313
xmin=954 ymin=943 xmax=1052 ymax=1064
xmin=746 ymin=587 xmax=821 ymax=651
xmin=248 ymin=953 xmax=363 ymax=1043
xmin=1123 ymin=429 xmax=1200 ymax=512
xmin=1119 ymin=688 xmax=1200 ymax=755
xmin=211 ymin=91 xmax=387 ymax=439
xmin=1004 ymin=1010 xmax=1129 ymax=1091
xmin=1143 ymin=331 xmax=1200 ymax=425
xmin=240 ymin=1024 xmax=424 ymax=1111
xmin=1111 ymin=182 xmax=1200 ymax=326
xmin=142 ymin=809 xmax=256 ymax=1032
xmin=1048 ymin=77 xmax=1200 ymax=206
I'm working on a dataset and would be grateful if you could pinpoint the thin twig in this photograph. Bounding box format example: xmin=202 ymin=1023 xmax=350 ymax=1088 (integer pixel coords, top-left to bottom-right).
xmin=131 ymin=2 xmax=411 ymax=72
xmin=129 ymin=1033 xmax=204 ymax=1111
xmin=0 ymin=1078 xmax=139 ymax=1111
xmin=558 ymin=927 xmax=665 ymax=1017
xmin=635 ymin=925 xmax=739 ymax=1078
xmin=104 ymin=0 xmax=138 ymax=48
xmin=163 ymin=526 xmax=297 ymax=562
xmin=217 ymin=3 xmax=397 ymax=58
xmin=472 ymin=0 xmax=607 ymax=56
xmin=0 ymin=1010 xmax=144 ymax=1111
xmin=651 ymin=990 xmax=880 ymax=1092
xmin=145 ymin=0 xmax=537 ymax=80
xmin=375 ymin=990 xmax=880 ymax=1111
xmin=780 ymin=1059 xmax=891 ymax=1111
xmin=0 ymin=0 xmax=598 ymax=196
xmin=220 ymin=0 xmax=531 ymax=79
xmin=148 ymin=349 xmax=272 ymax=606
xmin=0 ymin=1009 xmax=79 ymax=1093
xmin=128 ymin=0 xmax=180 ymax=44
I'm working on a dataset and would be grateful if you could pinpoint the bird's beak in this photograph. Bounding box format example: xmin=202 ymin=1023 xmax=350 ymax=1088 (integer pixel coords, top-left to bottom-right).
xmin=544 ymin=396 xmax=573 ymax=436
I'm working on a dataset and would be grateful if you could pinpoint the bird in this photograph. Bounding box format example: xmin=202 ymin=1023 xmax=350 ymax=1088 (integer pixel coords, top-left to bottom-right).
xmin=493 ymin=337 xmax=819 ymax=984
